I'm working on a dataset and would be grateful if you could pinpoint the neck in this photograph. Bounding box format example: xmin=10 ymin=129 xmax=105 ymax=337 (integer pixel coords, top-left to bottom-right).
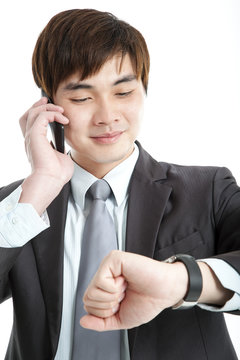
xmin=70 ymin=149 xmax=134 ymax=178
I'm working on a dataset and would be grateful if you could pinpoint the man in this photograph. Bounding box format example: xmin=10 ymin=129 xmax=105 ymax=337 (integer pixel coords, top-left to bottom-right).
xmin=0 ymin=8 xmax=239 ymax=360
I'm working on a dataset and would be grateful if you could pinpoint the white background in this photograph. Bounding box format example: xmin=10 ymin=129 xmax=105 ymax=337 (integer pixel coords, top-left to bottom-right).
xmin=0 ymin=0 xmax=240 ymax=357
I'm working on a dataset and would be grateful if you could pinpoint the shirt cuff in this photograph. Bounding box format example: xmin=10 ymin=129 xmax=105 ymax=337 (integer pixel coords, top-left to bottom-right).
xmin=0 ymin=185 xmax=49 ymax=248
xmin=197 ymin=258 xmax=240 ymax=312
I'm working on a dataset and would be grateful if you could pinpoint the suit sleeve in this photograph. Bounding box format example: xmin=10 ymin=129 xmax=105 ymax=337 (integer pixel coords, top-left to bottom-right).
xmin=198 ymin=258 xmax=240 ymax=311
xmin=212 ymin=167 xmax=240 ymax=272
xmin=0 ymin=181 xmax=49 ymax=304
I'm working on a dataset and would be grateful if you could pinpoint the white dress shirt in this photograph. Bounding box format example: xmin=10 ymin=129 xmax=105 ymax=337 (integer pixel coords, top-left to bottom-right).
xmin=0 ymin=144 xmax=240 ymax=360
xmin=54 ymin=146 xmax=140 ymax=360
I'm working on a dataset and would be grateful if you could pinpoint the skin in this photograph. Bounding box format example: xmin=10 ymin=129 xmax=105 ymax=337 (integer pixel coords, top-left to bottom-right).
xmin=18 ymin=54 xmax=233 ymax=332
xmin=54 ymin=54 xmax=145 ymax=178
xmin=80 ymin=251 xmax=233 ymax=331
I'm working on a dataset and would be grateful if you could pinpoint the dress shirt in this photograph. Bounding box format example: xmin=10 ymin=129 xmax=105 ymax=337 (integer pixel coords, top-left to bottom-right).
xmin=0 ymin=144 xmax=240 ymax=359
xmin=54 ymin=145 xmax=139 ymax=360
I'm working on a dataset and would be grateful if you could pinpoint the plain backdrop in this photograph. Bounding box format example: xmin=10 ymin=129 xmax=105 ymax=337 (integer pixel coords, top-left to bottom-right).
xmin=0 ymin=0 xmax=240 ymax=357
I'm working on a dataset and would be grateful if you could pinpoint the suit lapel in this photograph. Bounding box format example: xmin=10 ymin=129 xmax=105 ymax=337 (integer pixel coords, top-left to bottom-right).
xmin=126 ymin=143 xmax=172 ymax=356
xmin=32 ymin=182 xmax=70 ymax=355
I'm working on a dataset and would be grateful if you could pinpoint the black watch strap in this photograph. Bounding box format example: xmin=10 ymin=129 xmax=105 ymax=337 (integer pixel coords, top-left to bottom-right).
xmin=165 ymin=254 xmax=203 ymax=309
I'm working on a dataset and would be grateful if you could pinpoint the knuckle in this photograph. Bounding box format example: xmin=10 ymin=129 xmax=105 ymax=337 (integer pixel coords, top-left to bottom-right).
xmin=82 ymin=293 xmax=88 ymax=303
xmin=87 ymin=288 xmax=96 ymax=301
xmin=24 ymin=137 xmax=29 ymax=148
xmin=19 ymin=116 xmax=24 ymax=126
xmin=109 ymin=250 xmax=118 ymax=256
xmin=110 ymin=300 xmax=118 ymax=309
xmin=28 ymin=107 xmax=35 ymax=118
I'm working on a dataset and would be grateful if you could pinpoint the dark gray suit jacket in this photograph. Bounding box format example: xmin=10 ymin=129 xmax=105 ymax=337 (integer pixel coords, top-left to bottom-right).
xmin=0 ymin=142 xmax=240 ymax=359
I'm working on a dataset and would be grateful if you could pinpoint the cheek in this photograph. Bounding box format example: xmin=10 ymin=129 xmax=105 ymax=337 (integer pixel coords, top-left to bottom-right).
xmin=124 ymin=98 xmax=144 ymax=128
xmin=63 ymin=111 xmax=89 ymax=146
xmin=64 ymin=108 xmax=90 ymax=131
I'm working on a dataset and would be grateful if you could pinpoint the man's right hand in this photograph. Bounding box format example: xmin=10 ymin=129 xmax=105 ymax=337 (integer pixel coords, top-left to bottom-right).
xmin=18 ymin=97 xmax=74 ymax=215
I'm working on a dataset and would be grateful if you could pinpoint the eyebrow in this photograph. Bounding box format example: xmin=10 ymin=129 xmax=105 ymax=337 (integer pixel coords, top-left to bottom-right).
xmin=63 ymin=74 xmax=137 ymax=92
xmin=113 ymin=74 xmax=137 ymax=86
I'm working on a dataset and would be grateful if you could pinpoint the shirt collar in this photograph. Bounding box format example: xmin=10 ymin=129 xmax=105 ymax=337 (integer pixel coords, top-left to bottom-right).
xmin=70 ymin=143 xmax=139 ymax=209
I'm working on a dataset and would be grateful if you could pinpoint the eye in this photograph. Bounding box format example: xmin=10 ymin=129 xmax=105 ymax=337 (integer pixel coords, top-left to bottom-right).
xmin=116 ymin=90 xmax=134 ymax=97
xmin=71 ymin=97 xmax=92 ymax=103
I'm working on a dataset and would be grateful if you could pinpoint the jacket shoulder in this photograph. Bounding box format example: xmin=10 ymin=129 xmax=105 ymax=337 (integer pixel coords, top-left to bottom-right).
xmin=135 ymin=143 xmax=234 ymax=184
xmin=159 ymin=162 xmax=233 ymax=182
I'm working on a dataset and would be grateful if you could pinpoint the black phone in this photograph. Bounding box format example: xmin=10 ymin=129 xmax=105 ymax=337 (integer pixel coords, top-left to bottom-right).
xmin=41 ymin=89 xmax=65 ymax=153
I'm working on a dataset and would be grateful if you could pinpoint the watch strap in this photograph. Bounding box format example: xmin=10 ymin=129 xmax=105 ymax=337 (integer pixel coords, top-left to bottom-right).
xmin=165 ymin=254 xmax=203 ymax=309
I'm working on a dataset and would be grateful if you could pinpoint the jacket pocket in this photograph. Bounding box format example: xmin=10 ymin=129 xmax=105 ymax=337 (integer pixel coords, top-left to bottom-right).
xmin=154 ymin=231 xmax=205 ymax=261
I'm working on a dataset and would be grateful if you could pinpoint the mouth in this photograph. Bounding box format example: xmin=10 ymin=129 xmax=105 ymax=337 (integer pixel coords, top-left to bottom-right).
xmin=90 ymin=131 xmax=124 ymax=144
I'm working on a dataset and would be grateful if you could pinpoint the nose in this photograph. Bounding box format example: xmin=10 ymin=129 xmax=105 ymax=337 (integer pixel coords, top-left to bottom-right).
xmin=93 ymin=98 xmax=120 ymax=126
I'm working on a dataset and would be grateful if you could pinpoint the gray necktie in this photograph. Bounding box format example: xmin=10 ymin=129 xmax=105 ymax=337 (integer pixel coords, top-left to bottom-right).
xmin=71 ymin=179 xmax=120 ymax=360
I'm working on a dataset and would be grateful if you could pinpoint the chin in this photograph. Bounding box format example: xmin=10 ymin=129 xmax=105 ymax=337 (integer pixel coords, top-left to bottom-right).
xmin=92 ymin=145 xmax=133 ymax=165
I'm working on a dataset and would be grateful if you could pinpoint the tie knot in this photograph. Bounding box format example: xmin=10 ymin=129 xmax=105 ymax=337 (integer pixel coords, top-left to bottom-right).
xmin=88 ymin=180 xmax=111 ymax=201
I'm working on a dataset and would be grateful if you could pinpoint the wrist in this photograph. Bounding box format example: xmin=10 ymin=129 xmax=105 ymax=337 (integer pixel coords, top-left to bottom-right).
xmin=170 ymin=262 xmax=189 ymax=305
xmin=19 ymin=173 xmax=65 ymax=215
xmin=197 ymin=261 xmax=233 ymax=306
xmin=165 ymin=254 xmax=203 ymax=309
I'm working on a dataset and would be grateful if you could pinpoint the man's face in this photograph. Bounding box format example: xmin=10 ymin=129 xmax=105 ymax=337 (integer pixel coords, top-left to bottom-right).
xmin=54 ymin=54 xmax=145 ymax=177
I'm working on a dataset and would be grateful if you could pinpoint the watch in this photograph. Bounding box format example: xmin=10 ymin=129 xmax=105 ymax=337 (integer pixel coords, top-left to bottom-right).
xmin=165 ymin=254 xmax=203 ymax=309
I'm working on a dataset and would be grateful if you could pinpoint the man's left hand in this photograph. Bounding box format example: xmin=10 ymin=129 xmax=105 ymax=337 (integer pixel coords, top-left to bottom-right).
xmin=80 ymin=250 xmax=188 ymax=331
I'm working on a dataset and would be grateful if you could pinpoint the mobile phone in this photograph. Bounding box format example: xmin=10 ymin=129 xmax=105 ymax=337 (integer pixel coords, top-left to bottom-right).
xmin=41 ymin=89 xmax=65 ymax=153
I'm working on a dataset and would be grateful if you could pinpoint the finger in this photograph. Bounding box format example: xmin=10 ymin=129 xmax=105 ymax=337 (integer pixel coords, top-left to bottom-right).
xmin=80 ymin=313 xmax=122 ymax=332
xmin=27 ymin=112 xmax=68 ymax=141
xmin=23 ymin=112 xmax=68 ymax=155
xmin=84 ymin=299 xmax=118 ymax=310
xmin=28 ymin=103 xmax=64 ymax=122
xmin=85 ymin=287 xmax=119 ymax=303
xmin=19 ymin=101 xmax=64 ymax=136
xmin=35 ymin=111 xmax=69 ymax=125
xmin=94 ymin=273 xmax=126 ymax=294
xmin=19 ymin=98 xmax=48 ymax=132
xmin=85 ymin=279 xmax=127 ymax=302
xmin=84 ymin=303 xmax=120 ymax=318
xmin=32 ymin=97 xmax=48 ymax=107
xmin=84 ymin=290 xmax=125 ymax=310
xmin=27 ymin=105 xmax=65 ymax=130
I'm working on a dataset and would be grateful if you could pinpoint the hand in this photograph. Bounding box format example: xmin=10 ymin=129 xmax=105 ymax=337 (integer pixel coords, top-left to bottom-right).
xmin=80 ymin=250 xmax=188 ymax=331
xmin=19 ymin=97 xmax=73 ymax=185
xmin=19 ymin=97 xmax=74 ymax=214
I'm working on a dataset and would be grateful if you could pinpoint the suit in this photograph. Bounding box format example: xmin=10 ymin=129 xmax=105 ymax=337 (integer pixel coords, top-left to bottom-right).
xmin=0 ymin=142 xmax=240 ymax=359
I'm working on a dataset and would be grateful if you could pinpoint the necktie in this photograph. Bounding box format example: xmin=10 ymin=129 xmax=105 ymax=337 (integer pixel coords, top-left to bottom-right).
xmin=71 ymin=179 xmax=120 ymax=360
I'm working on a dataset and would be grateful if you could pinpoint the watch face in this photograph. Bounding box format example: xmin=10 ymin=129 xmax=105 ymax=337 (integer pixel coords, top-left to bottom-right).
xmin=165 ymin=254 xmax=194 ymax=264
